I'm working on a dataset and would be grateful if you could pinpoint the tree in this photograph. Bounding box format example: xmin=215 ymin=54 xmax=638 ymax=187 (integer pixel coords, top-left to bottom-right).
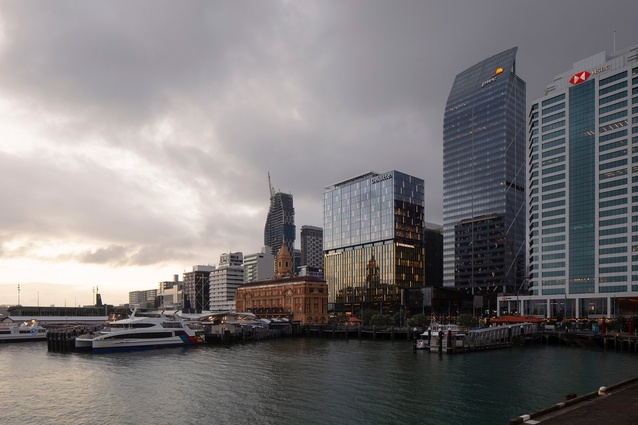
xmin=329 ymin=314 xmax=348 ymax=324
xmin=369 ymin=314 xmax=393 ymax=327
xmin=457 ymin=314 xmax=479 ymax=329
xmin=362 ymin=309 xmax=378 ymax=326
xmin=407 ymin=313 xmax=428 ymax=327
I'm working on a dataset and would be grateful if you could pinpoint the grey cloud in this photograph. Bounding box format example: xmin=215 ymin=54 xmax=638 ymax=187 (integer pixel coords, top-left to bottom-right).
xmin=1 ymin=0 xmax=638 ymax=281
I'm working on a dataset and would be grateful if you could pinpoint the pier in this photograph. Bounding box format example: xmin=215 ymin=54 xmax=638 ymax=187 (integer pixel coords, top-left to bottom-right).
xmin=510 ymin=376 xmax=638 ymax=424
xmin=303 ymin=324 xmax=418 ymax=341
xmin=46 ymin=325 xmax=102 ymax=352
xmin=542 ymin=330 xmax=638 ymax=352
xmin=415 ymin=323 xmax=541 ymax=354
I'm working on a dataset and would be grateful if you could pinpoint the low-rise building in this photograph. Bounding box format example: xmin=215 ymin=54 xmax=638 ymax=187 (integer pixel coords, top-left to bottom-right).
xmin=235 ymin=276 xmax=328 ymax=325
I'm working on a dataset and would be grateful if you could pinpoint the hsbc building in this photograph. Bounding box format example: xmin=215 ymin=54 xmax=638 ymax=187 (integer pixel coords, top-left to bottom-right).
xmin=521 ymin=43 xmax=638 ymax=320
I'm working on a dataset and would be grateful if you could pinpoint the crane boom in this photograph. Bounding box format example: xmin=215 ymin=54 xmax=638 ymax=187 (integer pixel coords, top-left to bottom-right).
xmin=268 ymin=172 xmax=275 ymax=200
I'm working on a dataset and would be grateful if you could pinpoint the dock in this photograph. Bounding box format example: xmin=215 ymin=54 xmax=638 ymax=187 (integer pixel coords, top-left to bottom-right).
xmin=416 ymin=323 xmax=541 ymax=354
xmin=304 ymin=324 xmax=418 ymax=341
xmin=510 ymin=376 xmax=638 ymax=424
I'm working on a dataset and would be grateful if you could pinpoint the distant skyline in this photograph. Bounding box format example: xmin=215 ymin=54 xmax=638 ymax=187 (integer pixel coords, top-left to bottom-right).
xmin=2 ymin=1 xmax=638 ymax=306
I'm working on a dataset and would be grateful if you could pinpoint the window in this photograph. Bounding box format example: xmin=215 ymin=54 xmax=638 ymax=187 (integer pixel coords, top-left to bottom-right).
xmin=542 ymin=111 xmax=565 ymax=124
xmin=543 ymin=164 xmax=565 ymax=175
xmin=599 ymin=178 xmax=627 ymax=189
xmin=599 ymin=197 xmax=627 ymax=208
xmin=599 ymin=207 xmax=627 ymax=217
xmin=599 ymin=139 xmax=627 ymax=152
xmin=599 ymin=100 xmax=627 ymax=115
xmin=542 ymin=120 xmax=565 ymax=132
xmin=543 ymin=182 xmax=566 ymax=192
xmin=599 ymin=159 xmax=627 ymax=171
xmin=600 ymin=91 xmax=627 ymax=105
xmin=542 ymin=209 xmax=565 ymax=218
xmin=542 ymin=146 xmax=565 ymax=158
xmin=600 ymin=81 xmax=628 ymax=96
xmin=599 ymin=149 xmax=627 ymax=162
xmin=542 ymin=200 xmax=565 ymax=209
xmin=542 ymin=226 xmax=565 ymax=235
xmin=542 ymin=138 xmax=565 ymax=150
xmin=542 ymin=94 xmax=565 ymax=107
xmin=600 ymin=71 xmax=627 ymax=86
xmin=542 ymin=173 xmax=565 ymax=184
xmin=600 ymin=110 xmax=628 ymax=124
xmin=542 ymin=129 xmax=566 ymax=141
xmin=542 ymin=156 xmax=565 ymax=166
xmin=600 ymin=129 xmax=628 ymax=143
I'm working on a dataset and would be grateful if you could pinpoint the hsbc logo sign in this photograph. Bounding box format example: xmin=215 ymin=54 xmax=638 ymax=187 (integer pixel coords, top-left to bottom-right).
xmin=569 ymin=65 xmax=611 ymax=85
xmin=570 ymin=71 xmax=590 ymax=85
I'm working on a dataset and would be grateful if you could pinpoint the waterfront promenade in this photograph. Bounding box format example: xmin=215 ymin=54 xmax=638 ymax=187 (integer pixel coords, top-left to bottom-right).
xmin=511 ymin=377 xmax=638 ymax=424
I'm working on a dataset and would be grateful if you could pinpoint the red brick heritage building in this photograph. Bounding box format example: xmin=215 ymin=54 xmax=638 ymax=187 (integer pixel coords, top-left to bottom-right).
xmin=235 ymin=276 xmax=328 ymax=325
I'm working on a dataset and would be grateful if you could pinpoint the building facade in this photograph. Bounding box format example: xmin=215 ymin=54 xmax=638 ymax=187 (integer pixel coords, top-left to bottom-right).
xmin=235 ymin=276 xmax=328 ymax=325
xmin=209 ymin=252 xmax=244 ymax=312
xmin=128 ymin=289 xmax=157 ymax=307
xmin=443 ymin=47 xmax=527 ymax=296
xmin=424 ymin=222 xmax=444 ymax=286
xmin=509 ymin=44 xmax=638 ymax=319
xmin=264 ymin=191 xmax=296 ymax=259
xmin=244 ymin=247 xmax=275 ymax=283
xmin=157 ymin=275 xmax=183 ymax=308
xmin=274 ymin=244 xmax=294 ymax=279
xmin=323 ymin=170 xmax=425 ymax=314
xmin=300 ymin=225 xmax=324 ymax=269
xmin=183 ymin=265 xmax=215 ymax=312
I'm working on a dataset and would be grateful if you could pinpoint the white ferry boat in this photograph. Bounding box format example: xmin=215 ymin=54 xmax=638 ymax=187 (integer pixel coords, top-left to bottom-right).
xmin=415 ymin=323 xmax=466 ymax=350
xmin=75 ymin=309 xmax=205 ymax=352
xmin=0 ymin=319 xmax=47 ymax=342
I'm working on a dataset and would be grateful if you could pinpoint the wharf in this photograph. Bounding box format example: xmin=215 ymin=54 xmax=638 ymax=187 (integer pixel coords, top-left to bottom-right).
xmin=416 ymin=323 xmax=541 ymax=354
xmin=510 ymin=377 xmax=638 ymax=425
xmin=543 ymin=330 xmax=638 ymax=352
xmin=304 ymin=325 xmax=417 ymax=341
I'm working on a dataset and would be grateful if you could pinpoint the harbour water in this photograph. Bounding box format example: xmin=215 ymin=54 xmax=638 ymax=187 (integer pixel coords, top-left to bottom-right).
xmin=1 ymin=338 xmax=636 ymax=425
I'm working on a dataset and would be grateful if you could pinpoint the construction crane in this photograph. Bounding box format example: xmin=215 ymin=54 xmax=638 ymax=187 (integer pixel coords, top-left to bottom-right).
xmin=268 ymin=172 xmax=275 ymax=200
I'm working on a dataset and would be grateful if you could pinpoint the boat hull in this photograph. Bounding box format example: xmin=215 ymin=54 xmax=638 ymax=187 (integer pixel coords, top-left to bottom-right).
xmin=0 ymin=334 xmax=47 ymax=343
xmin=79 ymin=333 xmax=204 ymax=353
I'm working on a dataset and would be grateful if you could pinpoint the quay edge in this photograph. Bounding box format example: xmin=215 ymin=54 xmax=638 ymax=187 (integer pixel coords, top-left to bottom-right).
xmin=509 ymin=376 xmax=638 ymax=425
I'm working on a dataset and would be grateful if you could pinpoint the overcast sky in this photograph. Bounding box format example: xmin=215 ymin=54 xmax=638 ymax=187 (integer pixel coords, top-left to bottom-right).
xmin=2 ymin=0 xmax=638 ymax=307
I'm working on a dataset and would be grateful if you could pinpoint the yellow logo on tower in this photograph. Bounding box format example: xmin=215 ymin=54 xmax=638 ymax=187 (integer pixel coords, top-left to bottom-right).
xmin=481 ymin=67 xmax=503 ymax=88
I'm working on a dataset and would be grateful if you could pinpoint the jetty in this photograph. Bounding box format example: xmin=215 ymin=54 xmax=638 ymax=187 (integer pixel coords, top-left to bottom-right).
xmin=47 ymin=325 xmax=102 ymax=352
xmin=510 ymin=376 xmax=638 ymax=424
xmin=415 ymin=323 xmax=541 ymax=354
xmin=303 ymin=324 xmax=418 ymax=341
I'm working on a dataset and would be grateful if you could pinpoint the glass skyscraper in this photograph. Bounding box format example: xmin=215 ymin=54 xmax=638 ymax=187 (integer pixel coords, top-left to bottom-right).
xmin=513 ymin=44 xmax=638 ymax=319
xmin=323 ymin=171 xmax=425 ymax=314
xmin=264 ymin=191 xmax=295 ymax=259
xmin=443 ymin=47 xmax=527 ymax=296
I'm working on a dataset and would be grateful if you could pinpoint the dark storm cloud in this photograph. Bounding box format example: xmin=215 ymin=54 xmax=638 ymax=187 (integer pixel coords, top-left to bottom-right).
xmin=1 ymin=0 xmax=638 ymax=277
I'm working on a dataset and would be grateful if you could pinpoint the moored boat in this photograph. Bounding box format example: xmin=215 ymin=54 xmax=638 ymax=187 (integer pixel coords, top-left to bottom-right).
xmin=75 ymin=309 xmax=205 ymax=352
xmin=0 ymin=319 xmax=47 ymax=342
xmin=415 ymin=323 xmax=466 ymax=351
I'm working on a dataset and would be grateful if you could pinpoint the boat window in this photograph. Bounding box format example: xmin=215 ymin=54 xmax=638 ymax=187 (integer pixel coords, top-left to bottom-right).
xmin=104 ymin=332 xmax=174 ymax=339
xmin=129 ymin=323 xmax=156 ymax=328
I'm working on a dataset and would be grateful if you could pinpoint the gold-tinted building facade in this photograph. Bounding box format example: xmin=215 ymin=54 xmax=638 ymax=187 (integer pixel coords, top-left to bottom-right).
xmin=324 ymin=171 xmax=425 ymax=314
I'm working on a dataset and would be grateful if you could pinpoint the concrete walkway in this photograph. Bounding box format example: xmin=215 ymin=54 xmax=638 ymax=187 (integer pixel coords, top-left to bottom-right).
xmin=510 ymin=377 xmax=638 ymax=425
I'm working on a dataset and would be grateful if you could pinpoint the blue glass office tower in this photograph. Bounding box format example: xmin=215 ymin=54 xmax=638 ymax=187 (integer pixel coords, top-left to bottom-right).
xmin=443 ymin=47 xmax=527 ymax=295
xmin=264 ymin=191 xmax=295 ymax=259
xmin=323 ymin=171 xmax=425 ymax=313
xmin=514 ymin=44 xmax=638 ymax=319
